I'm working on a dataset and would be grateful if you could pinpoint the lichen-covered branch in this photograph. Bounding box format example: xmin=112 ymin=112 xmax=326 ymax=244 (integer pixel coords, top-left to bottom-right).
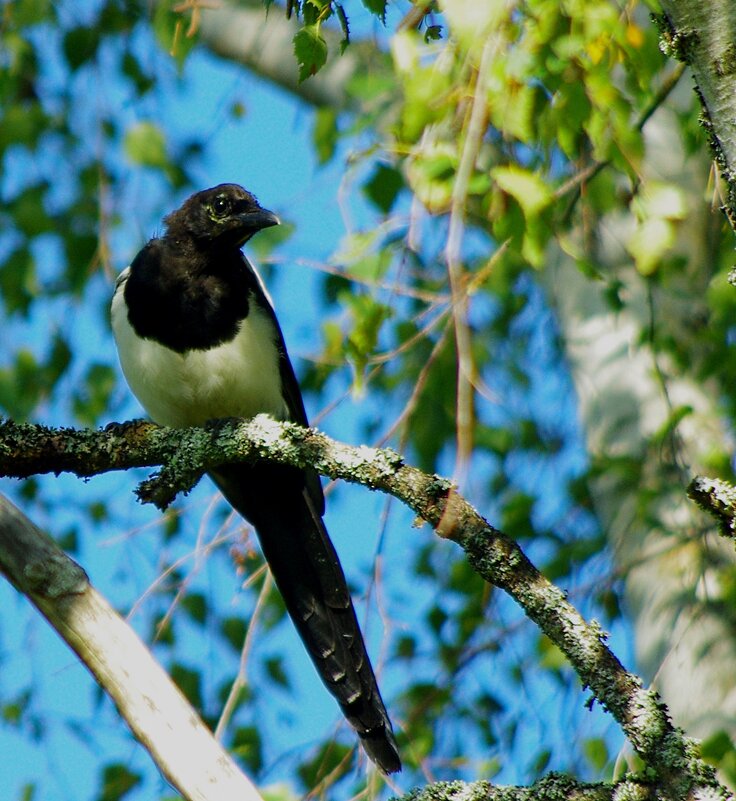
xmin=687 ymin=475 xmax=736 ymax=537
xmin=656 ymin=1 xmax=736 ymax=227
xmin=397 ymin=776 xmax=655 ymax=801
xmin=0 ymin=493 xmax=264 ymax=801
xmin=0 ymin=415 xmax=728 ymax=799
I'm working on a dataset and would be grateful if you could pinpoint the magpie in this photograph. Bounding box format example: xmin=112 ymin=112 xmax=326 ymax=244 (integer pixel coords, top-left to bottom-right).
xmin=111 ymin=184 xmax=401 ymax=774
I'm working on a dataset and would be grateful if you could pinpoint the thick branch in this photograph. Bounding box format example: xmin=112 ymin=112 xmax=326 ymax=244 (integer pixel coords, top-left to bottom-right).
xmin=0 ymin=416 xmax=728 ymax=799
xmin=397 ymin=776 xmax=655 ymax=801
xmin=191 ymin=0 xmax=390 ymax=110
xmin=0 ymin=493 xmax=264 ymax=801
xmin=657 ymin=1 xmax=736 ymax=226
xmin=688 ymin=475 xmax=736 ymax=538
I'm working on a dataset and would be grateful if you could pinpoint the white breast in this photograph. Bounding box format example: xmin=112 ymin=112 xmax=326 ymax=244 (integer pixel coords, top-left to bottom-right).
xmin=111 ymin=280 xmax=287 ymax=429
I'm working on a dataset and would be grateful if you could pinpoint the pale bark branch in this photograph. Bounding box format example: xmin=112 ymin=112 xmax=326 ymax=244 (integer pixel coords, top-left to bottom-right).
xmin=193 ymin=0 xmax=386 ymax=110
xmin=657 ymin=1 xmax=736 ymax=227
xmin=0 ymin=416 xmax=729 ymax=800
xmin=0 ymin=493 xmax=264 ymax=801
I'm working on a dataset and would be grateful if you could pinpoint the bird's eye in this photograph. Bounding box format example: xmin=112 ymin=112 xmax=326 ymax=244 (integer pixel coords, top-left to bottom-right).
xmin=211 ymin=196 xmax=231 ymax=218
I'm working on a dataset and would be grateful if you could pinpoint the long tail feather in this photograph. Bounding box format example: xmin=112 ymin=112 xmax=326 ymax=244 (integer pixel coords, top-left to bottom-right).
xmin=210 ymin=462 xmax=401 ymax=774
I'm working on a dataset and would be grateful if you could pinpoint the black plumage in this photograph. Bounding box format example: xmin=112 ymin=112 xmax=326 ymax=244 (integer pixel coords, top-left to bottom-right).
xmin=111 ymin=183 xmax=400 ymax=774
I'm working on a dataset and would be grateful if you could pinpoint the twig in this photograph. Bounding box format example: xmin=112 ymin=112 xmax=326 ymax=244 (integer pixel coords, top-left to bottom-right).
xmin=215 ymin=570 xmax=272 ymax=739
xmin=445 ymin=37 xmax=496 ymax=483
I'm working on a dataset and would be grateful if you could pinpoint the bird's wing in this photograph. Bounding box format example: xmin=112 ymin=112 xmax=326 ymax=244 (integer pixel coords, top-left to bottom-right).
xmin=241 ymin=254 xmax=325 ymax=515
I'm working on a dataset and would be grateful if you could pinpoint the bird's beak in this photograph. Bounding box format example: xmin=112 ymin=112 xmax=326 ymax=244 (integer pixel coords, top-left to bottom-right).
xmin=238 ymin=208 xmax=280 ymax=233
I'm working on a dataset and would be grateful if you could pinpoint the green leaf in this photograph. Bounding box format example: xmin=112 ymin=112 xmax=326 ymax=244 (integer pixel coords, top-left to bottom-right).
xmin=626 ymin=217 xmax=674 ymax=275
xmin=97 ymin=764 xmax=141 ymax=801
xmin=72 ymin=363 xmax=116 ymax=426
xmin=265 ymin=656 xmax=291 ymax=689
xmin=150 ymin=613 xmax=175 ymax=645
xmin=500 ymin=491 xmax=535 ymax=533
xmin=701 ymin=730 xmax=734 ymax=761
xmin=631 ymin=181 xmax=688 ymax=221
xmin=532 ymin=748 xmax=552 ymax=775
xmin=2 ymin=689 xmax=31 ymax=725
xmin=170 ymin=663 xmax=203 ymax=709
xmin=394 ymin=634 xmax=417 ymax=659
xmin=335 ymin=4 xmax=350 ymax=52
xmin=220 ymin=616 xmax=247 ymax=650
xmin=62 ymin=26 xmax=100 ymax=70
xmin=536 ymin=634 xmax=567 ymax=671
xmin=123 ymin=121 xmax=168 ymax=168
xmin=361 ymin=0 xmax=386 ymax=22
xmin=0 ymin=247 xmax=36 ymax=316
xmin=248 ymin=221 xmax=295 ymax=261
xmin=11 ymin=183 xmax=54 ymax=237
xmin=492 ymin=165 xmax=553 ymax=217
xmin=293 ymin=26 xmax=328 ymax=82
xmin=407 ymin=144 xmax=456 ymax=211
xmin=583 ymin=737 xmax=609 ymax=771
xmin=363 ymin=163 xmax=404 ymax=214
xmin=11 ymin=0 xmax=51 ymax=26
xmin=19 ymin=783 xmax=36 ymax=801
xmin=312 ymin=107 xmax=338 ymax=165
xmin=45 ymin=333 xmax=72 ymax=387
xmin=152 ymin=1 xmax=196 ymax=68
xmin=0 ymin=103 xmax=49 ymax=153
xmin=121 ymin=52 xmax=154 ymax=95
xmin=298 ymin=741 xmax=353 ymax=786
xmin=232 ymin=726 xmax=263 ymax=773
xmin=181 ymin=592 xmax=208 ymax=625
xmin=262 ymin=784 xmax=299 ymax=801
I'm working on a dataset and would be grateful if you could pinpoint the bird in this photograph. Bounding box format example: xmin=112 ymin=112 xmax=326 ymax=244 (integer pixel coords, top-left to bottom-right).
xmin=111 ymin=183 xmax=401 ymax=774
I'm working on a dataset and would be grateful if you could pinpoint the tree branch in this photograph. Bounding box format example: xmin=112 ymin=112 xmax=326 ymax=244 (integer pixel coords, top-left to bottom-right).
xmin=656 ymin=1 xmax=736 ymax=228
xmin=397 ymin=775 xmax=655 ymax=801
xmin=0 ymin=416 xmax=728 ymax=799
xmin=0 ymin=492 xmax=264 ymax=801
xmin=687 ymin=474 xmax=736 ymax=538
xmin=191 ymin=0 xmax=387 ymax=110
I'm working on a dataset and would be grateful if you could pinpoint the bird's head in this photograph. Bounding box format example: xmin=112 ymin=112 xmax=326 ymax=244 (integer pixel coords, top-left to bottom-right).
xmin=165 ymin=184 xmax=280 ymax=248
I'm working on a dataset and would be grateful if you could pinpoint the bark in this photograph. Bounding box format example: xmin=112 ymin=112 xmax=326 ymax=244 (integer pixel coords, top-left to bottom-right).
xmin=657 ymin=0 xmax=736 ymax=226
xmin=541 ymin=104 xmax=736 ymax=741
xmin=0 ymin=493 xmax=264 ymax=801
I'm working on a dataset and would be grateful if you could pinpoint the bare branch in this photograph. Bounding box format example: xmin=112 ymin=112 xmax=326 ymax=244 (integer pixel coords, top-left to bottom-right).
xmin=0 ymin=494 xmax=264 ymax=801
xmin=657 ymin=2 xmax=736 ymax=227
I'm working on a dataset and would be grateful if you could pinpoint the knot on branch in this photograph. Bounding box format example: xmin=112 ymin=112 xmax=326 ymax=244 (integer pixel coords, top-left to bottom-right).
xmin=25 ymin=552 xmax=89 ymax=599
xmin=687 ymin=475 xmax=736 ymax=538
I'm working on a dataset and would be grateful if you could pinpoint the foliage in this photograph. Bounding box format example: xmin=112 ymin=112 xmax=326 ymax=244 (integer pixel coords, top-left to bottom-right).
xmin=2 ymin=0 xmax=736 ymax=799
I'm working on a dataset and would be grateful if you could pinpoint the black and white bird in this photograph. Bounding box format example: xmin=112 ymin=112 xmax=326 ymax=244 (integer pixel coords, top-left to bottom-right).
xmin=111 ymin=183 xmax=401 ymax=774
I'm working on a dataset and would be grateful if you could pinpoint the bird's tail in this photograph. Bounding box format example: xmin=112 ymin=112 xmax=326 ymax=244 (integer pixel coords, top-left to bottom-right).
xmin=210 ymin=463 xmax=401 ymax=774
